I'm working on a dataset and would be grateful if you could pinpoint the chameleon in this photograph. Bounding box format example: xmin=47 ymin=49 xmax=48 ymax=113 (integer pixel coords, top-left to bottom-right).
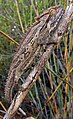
xmin=5 ymin=5 xmax=64 ymax=103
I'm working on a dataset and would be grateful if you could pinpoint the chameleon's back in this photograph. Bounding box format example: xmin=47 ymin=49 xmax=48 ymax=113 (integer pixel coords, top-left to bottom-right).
xmin=5 ymin=5 xmax=64 ymax=103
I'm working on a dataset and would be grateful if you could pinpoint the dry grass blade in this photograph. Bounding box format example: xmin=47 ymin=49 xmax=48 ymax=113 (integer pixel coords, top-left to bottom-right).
xmin=31 ymin=0 xmax=39 ymax=16
xmin=0 ymin=30 xmax=19 ymax=45
xmin=0 ymin=101 xmax=6 ymax=112
xmin=37 ymin=67 xmax=73 ymax=118
xmin=15 ymin=0 xmax=24 ymax=33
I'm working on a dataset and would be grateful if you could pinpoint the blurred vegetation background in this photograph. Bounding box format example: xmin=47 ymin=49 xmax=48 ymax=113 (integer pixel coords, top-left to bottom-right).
xmin=0 ymin=0 xmax=73 ymax=118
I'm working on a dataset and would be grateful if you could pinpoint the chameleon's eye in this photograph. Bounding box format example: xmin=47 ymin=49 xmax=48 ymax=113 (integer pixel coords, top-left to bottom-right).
xmin=50 ymin=9 xmax=56 ymax=16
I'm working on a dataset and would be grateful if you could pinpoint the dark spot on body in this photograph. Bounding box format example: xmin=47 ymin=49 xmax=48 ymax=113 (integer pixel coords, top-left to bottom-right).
xmin=26 ymin=47 xmax=28 ymax=50
xmin=44 ymin=49 xmax=46 ymax=52
xmin=31 ymin=40 xmax=34 ymax=46
xmin=24 ymin=48 xmax=26 ymax=52
xmin=36 ymin=34 xmax=37 ymax=37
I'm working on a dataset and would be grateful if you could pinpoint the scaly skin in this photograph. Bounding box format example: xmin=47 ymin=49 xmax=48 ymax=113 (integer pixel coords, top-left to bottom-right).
xmin=5 ymin=5 xmax=64 ymax=103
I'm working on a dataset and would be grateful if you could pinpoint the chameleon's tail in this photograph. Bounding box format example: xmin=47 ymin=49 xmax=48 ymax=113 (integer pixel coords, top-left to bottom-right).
xmin=5 ymin=77 xmax=16 ymax=103
xmin=5 ymin=68 xmax=19 ymax=103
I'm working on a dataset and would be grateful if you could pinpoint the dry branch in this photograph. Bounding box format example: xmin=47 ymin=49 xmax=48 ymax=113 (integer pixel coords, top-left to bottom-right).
xmin=3 ymin=4 xmax=73 ymax=119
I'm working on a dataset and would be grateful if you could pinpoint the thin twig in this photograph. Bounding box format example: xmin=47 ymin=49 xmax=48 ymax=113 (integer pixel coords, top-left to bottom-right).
xmin=0 ymin=30 xmax=19 ymax=45
xmin=36 ymin=67 xmax=73 ymax=118
xmin=15 ymin=0 xmax=24 ymax=33
xmin=31 ymin=0 xmax=39 ymax=16
xmin=0 ymin=101 xmax=6 ymax=112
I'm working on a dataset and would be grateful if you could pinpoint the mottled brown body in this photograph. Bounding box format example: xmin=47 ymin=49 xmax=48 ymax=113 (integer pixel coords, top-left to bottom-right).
xmin=5 ymin=5 xmax=64 ymax=102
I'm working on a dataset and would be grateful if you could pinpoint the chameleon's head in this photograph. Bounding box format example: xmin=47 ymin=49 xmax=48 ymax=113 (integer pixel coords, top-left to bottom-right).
xmin=48 ymin=5 xmax=64 ymax=16
xmin=36 ymin=5 xmax=64 ymax=21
